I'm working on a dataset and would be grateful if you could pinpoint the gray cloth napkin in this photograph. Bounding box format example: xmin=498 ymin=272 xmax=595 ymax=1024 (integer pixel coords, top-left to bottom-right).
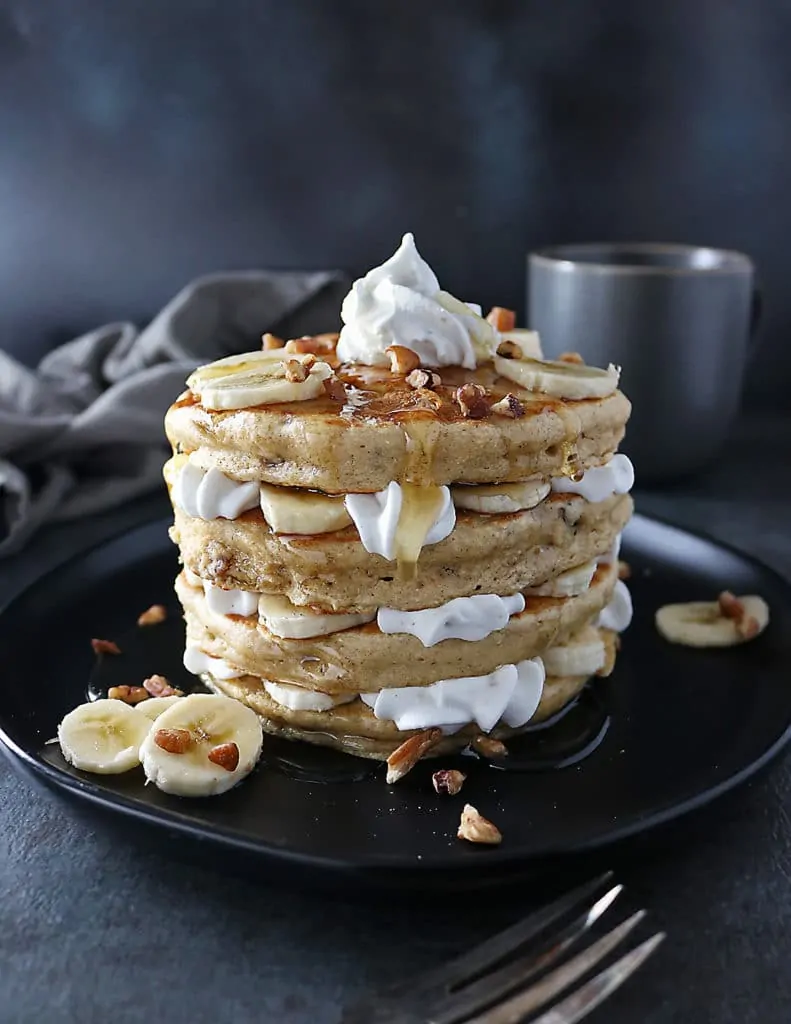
xmin=0 ymin=269 xmax=349 ymax=557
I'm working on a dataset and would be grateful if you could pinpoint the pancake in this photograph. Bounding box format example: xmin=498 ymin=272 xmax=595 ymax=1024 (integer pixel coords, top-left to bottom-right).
xmin=172 ymin=492 xmax=632 ymax=612
xmin=176 ymin=561 xmax=618 ymax=691
xmin=165 ymin=362 xmax=631 ymax=492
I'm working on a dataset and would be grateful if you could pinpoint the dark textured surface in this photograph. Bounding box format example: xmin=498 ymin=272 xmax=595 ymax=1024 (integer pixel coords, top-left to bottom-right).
xmin=0 ymin=414 xmax=790 ymax=1022
xmin=1 ymin=1 xmax=791 ymax=405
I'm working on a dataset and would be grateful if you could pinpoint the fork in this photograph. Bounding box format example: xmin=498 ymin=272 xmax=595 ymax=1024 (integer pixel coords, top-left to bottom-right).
xmin=342 ymin=873 xmax=664 ymax=1024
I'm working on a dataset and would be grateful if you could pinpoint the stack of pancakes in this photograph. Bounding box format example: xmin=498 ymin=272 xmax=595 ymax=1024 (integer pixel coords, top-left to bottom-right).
xmin=164 ymin=337 xmax=633 ymax=761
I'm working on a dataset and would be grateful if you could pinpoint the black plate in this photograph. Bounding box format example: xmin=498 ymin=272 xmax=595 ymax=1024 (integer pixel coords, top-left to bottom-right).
xmin=1 ymin=514 xmax=790 ymax=889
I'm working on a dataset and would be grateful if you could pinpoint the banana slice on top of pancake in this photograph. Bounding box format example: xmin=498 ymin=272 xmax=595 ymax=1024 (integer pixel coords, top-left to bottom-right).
xmin=188 ymin=351 xmax=333 ymax=410
xmin=494 ymin=353 xmax=620 ymax=400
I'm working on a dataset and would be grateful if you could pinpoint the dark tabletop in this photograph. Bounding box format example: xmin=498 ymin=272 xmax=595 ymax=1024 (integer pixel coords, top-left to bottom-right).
xmin=1 ymin=415 xmax=790 ymax=1024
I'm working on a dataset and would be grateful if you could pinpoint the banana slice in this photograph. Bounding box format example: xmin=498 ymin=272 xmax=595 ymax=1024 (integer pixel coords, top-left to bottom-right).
xmin=140 ymin=693 xmax=263 ymax=797
xmin=527 ymin=561 xmax=597 ymax=598
xmin=435 ymin=290 xmax=499 ymax=361
xmin=188 ymin=352 xmax=332 ymax=410
xmin=493 ymin=354 xmax=620 ymax=400
xmin=452 ymin=480 xmax=550 ymax=514
xmin=498 ymin=328 xmax=543 ymax=359
xmin=655 ymin=595 xmax=769 ymax=648
xmin=135 ymin=696 xmax=184 ymax=722
xmin=58 ymin=699 xmax=152 ymax=774
xmin=259 ymin=482 xmax=351 ymax=534
xmin=258 ymin=593 xmax=374 ymax=639
xmin=542 ymin=638 xmax=606 ymax=677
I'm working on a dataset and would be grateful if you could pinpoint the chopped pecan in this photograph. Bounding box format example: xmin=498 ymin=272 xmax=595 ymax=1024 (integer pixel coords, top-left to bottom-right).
xmin=108 ymin=685 xmax=149 ymax=705
xmin=143 ymin=674 xmax=184 ymax=698
xmin=432 ymin=769 xmax=466 ymax=796
xmin=261 ymin=332 xmax=285 ymax=350
xmin=284 ymin=334 xmax=338 ymax=355
xmin=717 ymin=590 xmax=759 ymax=639
xmin=617 ymin=560 xmax=632 ymax=580
xmin=208 ymin=741 xmax=240 ymax=772
xmin=457 ymin=804 xmax=502 ymax=845
xmin=137 ymin=604 xmax=167 ymax=627
xmin=455 ymin=383 xmax=491 ymax=419
xmin=495 ymin=339 xmax=523 ymax=359
xmin=472 ymin=735 xmax=508 ymax=758
xmin=406 ymin=368 xmax=442 ymax=390
xmin=322 ymin=375 xmax=347 ymax=402
xmin=91 ymin=638 xmax=121 ymax=656
xmin=386 ymin=345 xmax=421 ymax=375
xmin=486 ymin=307 xmax=517 ymax=332
xmin=490 ymin=393 xmax=525 ymax=418
xmin=284 ymin=358 xmax=310 ymax=383
xmin=153 ymin=728 xmax=193 ymax=754
xmin=558 ymin=351 xmax=585 ymax=364
xmin=386 ymin=728 xmax=443 ymax=784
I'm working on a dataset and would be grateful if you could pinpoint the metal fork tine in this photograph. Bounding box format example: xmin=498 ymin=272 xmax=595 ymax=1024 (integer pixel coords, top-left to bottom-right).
xmin=462 ymin=910 xmax=649 ymax=1024
xmin=386 ymin=872 xmax=614 ymax=1000
xmin=529 ymin=932 xmax=666 ymax=1024
xmin=429 ymin=884 xmax=624 ymax=1024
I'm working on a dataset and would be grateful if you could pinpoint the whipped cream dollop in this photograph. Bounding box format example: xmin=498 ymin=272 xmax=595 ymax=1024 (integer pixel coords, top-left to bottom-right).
xmin=183 ymin=645 xmax=245 ymax=680
xmin=344 ymin=481 xmax=455 ymax=560
xmin=263 ymin=680 xmax=356 ymax=712
xmin=551 ymin=454 xmax=634 ymax=503
xmin=173 ymin=460 xmax=259 ymax=521
xmin=597 ymin=580 xmax=633 ymax=632
xmin=360 ymin=658 xmax=545 ymax=734
xmin=377 ymin=592 xmax=525 ymax=647
xmin=336 ymin=233 xmax=489 ymax=369
xmin=202 ymin=580 xmax=258 ymax=618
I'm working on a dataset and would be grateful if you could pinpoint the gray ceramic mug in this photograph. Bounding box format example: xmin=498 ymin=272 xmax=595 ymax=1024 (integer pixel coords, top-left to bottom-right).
xmin=528 ymin=243 xmax=757 ymax=482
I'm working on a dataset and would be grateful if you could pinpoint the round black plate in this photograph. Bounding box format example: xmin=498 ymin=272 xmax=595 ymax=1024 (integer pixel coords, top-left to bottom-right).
xmin=1 ymin=514 xmax=790 ymax=889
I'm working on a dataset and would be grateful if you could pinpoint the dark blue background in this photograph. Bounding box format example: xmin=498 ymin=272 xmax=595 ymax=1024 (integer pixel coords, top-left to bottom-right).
xmin=1 ymin=1 xmax=788 ymax=404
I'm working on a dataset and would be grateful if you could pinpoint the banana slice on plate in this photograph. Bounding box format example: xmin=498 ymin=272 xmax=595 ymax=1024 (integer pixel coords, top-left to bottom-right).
xmin=58 ymin=699 xmax=152 ymax=774
xmin=655 ymin=594 xmax=769 ymax=647
xmin=140 ymin=693 xmax=263 ymax=797
xmin=493 ymin=354 xmax=620 ymax=400
xmin=187 ymin=351 xmax=332 ymax=410
xmin=135 ymin=696 xmax=184 ymax=722
xmin=452 ymin=479 xmax=551 ymax=514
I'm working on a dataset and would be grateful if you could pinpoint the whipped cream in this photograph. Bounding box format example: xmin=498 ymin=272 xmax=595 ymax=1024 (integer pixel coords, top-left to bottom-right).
xmin=344 ymin=481 xmax=455 ymax=560
xmin=551 ymin=453 xmax=634 ymax=503
xmin=377 ymin=592 xmax=524 ymax=647
xmin=597 ymin=580 xmax=633 ymax=632
xmin=202 ymin=581 xmax=259 ymax=618
xmin=336 ymin=233 xmax=488 ymax=369
xmin=360 ymin=658 xmax=545 ymax=734
xmin=263 ymin=680 xmax=356 ymax=712
xmin=172 ymin=460 xmax=259 ymax=520
xmin=183 ymin=645 xmax=245 ymax=680
xmin=527 ymin=561 xmax=597 ymax=598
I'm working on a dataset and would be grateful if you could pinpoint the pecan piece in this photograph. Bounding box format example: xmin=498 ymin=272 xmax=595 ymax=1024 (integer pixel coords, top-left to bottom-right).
xmin=455 ymin=383 xmax=491 ymax=419
xmin=108 ymin=685 xmax=149 ymax=705
xmin=486 ymin=307 xmax=516 ymax=332
xmin=386 ymin=345 xmax=421 ymax=375
xmin=457 ymin=804 xmax=502 ymax=845
xmin=208 ymin=742 xmax=240 ymax=772
xmin=717 ymin=591 xmax=760 ymax=640
xmin=617 ymin=560 xmax=632 ymax=580
xmin=490 ymin=393 xmax=525 ymax=418
xmin=406 ymin=368 xmax=442 ymax=390
xmin=558 ymin=351 xmax=585 ymax=364
xmin=153 ymin=728 xmax=193 ymax=754
xmin=432 ymin=769 xmax=466 ymax=796
xmin=91 ymin=638 xmax=121 ymax=656
xmin=472 ymin=735 xmax=508 ymax=758
xmin=322 ymin=375 xmax=347 ymax=402
xmin=261 ymin=332 xmax=285 ymax=350
xmin=495 ymin=339 xmax=523 ymax=359
xmin=284 ymin=333 xmax=338 ymax=355
xmin=137 ymin=604 xmax=167 ymax=627
xmin=386 ymin=728 xmax=443 ymax=784
xmin=143 ymin=674 xmax=184 ymax=698
xmin=284 ymin=358 xmax=310 ymax=382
